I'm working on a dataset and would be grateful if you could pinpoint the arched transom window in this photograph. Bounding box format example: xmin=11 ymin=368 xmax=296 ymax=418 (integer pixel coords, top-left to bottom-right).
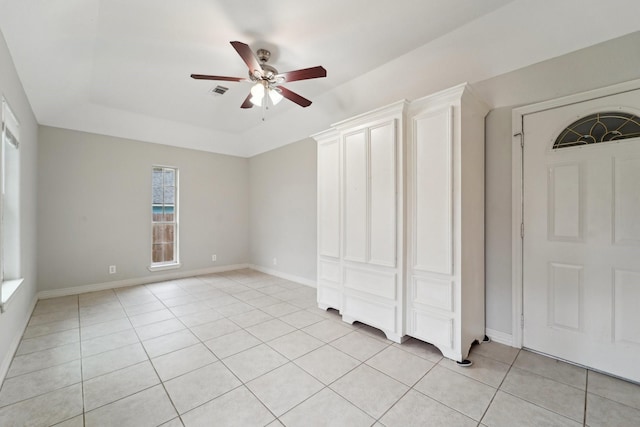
xmin=553 ymin=111 xmax=640 ymax=149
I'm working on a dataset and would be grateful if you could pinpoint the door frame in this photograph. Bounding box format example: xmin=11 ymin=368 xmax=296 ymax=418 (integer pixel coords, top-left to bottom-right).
xmin=510 ymin=78 xmax=640 ymax=348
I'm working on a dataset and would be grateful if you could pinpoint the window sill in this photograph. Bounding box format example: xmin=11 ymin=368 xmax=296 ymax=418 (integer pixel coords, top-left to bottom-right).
xmin=1 ymin=278 xmax=25 ymax=313
xmin=148 ymin=263 xmax=182 ymax=272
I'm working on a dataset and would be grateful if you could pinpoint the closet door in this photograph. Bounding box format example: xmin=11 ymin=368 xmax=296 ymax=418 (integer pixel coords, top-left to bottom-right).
xmin=406 ymin=84 xmax=487 ymax=362
xmin=316 ymin=130 xmax=342 ymax=310
xmin=407 ymin=106 xmax=456 ymax=353
xmin=369 ymin=122 xmax=397 ymax=267
xmin=315 ymin=100 xmax=406 ymax=343
xmin=341 ymin=118 xmax=402 ymax=341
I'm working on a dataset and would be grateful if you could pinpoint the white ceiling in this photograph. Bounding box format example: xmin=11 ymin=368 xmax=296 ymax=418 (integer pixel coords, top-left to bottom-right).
xmin=1 ymin=0 xmax=639 ymax=156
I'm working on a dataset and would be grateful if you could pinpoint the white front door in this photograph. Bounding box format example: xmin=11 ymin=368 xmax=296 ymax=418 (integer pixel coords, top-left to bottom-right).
xmin=523 ymin=88 xmax=640 ymax=382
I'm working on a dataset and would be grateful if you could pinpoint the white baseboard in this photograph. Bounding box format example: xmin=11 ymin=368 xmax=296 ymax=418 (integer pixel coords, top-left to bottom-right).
xmin=486 ymin=328 xmax=515 ymax=347
xmin=38 ymin=263 xmax=249 ymax=299
xmin=0 ymin=293 xmax=38 ymax=386
xmin=249 ymin=264 xmax=317 ymax=288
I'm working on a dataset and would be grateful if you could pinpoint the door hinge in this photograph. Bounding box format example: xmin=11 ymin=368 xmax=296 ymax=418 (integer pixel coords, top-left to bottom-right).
xmin=521 ymin=314 xmax=524 ymax=329
xmin=520 ymin=223 xmax=524 ymax=239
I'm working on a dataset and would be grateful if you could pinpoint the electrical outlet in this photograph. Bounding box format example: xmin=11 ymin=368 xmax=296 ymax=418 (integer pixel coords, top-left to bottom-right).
xmin=212 ymin=254 xmax=217 ymax=262
xmin=109 ymin=265 xmax=116 ymax=274
xmin=273 ymin=257 xmax=277 ymax=266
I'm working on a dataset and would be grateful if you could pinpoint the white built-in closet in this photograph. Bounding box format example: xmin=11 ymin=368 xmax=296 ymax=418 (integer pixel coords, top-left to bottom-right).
xmin=314 ymin=83 xmax=488 ymax=362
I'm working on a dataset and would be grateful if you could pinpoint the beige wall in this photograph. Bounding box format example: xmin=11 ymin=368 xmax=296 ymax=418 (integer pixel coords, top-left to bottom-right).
xmin=248 ymin=138 xmax=317 ymax=283
xmin=483 ymin=107 xmax=514 ymax=334
xmin=0 ymin=29 xmax=39 ymax=380
xmin=37 ymin=127 xmax=250 ymax=291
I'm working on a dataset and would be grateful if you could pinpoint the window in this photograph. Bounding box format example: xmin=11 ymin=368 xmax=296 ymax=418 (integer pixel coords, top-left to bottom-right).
xmin=553 ymin=111 xmax=640 ymax=149
xmin=150 ymin=166 xmax=179 ymax=270
xmin=1 ymin=97 xmax=22 ymax=311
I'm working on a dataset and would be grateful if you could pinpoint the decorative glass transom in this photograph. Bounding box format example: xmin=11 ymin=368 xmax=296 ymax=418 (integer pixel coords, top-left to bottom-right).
xmin=553 ymin=111 xmax=640 ymax=149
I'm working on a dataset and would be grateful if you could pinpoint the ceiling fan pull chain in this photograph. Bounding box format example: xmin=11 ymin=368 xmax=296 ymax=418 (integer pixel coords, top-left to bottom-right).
xmin=262 ymin=85 xmax=267 ymax=121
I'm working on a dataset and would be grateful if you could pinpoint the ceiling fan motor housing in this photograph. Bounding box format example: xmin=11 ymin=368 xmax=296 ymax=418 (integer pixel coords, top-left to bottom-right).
xmin=247 ymin=49 xmax=278 ymax=82
xmin=256 ymin=48 xmax=271 ymax=63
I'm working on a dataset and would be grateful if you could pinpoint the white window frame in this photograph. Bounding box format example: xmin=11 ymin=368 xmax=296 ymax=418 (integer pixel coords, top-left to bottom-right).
xmin=148 ymin=165 xmax=181 ymax=271
xmin=1 ymin=96 xmax=23 ymax=312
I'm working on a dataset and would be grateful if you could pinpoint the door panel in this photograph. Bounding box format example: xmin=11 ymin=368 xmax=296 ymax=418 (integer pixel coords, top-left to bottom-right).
xmin=613 ymin=157 xmax=640 ymax=244
xmin=547 ymin=163 xmax=582 ymax=241
xmin=523 ymin=89 xmax=640 ymax=382
xmin=318 ymin=139 xmax=340 ymax=258
xmin=548 ymin=262 xmax=583 ymax=332
xmin=369 ymin=122 xmax=397 ymax=267
xmin=613 ymin=269 xmax=640 ymax=345
xmin=343 ymin=130 xmax=367 ymax=262
xmin=412 ymin=107 xmax=453 ymax=275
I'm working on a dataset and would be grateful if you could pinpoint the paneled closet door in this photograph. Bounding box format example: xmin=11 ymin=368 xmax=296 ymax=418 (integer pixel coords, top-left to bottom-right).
xmin=407 ymin=105 xmax=458 ymax=357
xmin=343 ymin=121 xmax=397 ymax=267
xmin=406 ymin=84 xmax=488 ymax=362
xmin=369 ymin=122 xmax=397 ymax=267
xmin=341 ymin=117 xmax=401 ymax=341
xmin=316 ymin=132 xmax=342 ymax=310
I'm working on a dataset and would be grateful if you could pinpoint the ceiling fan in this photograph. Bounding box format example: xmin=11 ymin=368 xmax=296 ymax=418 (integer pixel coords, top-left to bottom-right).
xmin=191 ymin=41 xmax=327 ymax=109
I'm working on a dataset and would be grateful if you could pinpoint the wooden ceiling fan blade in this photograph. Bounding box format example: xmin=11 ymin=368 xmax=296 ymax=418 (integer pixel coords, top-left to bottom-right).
xmin=278 ymin=86 xmax=312 ymax=107
xmin=230 ymin=41 xmax=262 ymax=75
xmin=190 ymin=74 xmax=246 ymax=82
xmin=277 ymin=66 xmax=327 ymax=83
xmin=240 ymin=93 xmax=254 ymax=109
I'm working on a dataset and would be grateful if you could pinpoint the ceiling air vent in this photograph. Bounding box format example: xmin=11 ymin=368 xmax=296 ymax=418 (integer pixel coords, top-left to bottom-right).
xmin=210 ymin=85 xmax=229 ymax=96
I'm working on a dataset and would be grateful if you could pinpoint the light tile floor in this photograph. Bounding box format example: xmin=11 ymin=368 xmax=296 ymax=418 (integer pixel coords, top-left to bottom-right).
xmin=1 ymin=269 xmax=639 ymax=426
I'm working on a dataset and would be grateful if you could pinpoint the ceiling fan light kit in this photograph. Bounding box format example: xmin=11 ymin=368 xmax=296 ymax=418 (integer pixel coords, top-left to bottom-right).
xmin=191 ymin=41 xmax=326 ymax=111
xmin=249 ymin=82 xmax=283 ymax=107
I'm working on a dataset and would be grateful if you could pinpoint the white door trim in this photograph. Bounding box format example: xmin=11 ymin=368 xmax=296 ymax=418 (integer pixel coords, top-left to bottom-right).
xmin=510 ymin=78 xmax=640 ymax=349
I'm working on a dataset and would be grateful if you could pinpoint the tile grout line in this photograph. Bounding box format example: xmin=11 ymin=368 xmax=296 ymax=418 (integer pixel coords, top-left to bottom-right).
xmin=476 ymin=347 xmax=520 ymax=425
xmin=199 ymin=275 xmax=283 ymax=425
xmin=77 ymin=294 xmax=87 ymax=427
xmin=495 ymin=387 xmax=586 ymax=425
xmin=483 ymin=351 xmax=589 ymax=426
xmin=81 ymin=286 xmax=200 ymax=424
xmin=117 ymin=285 xmax=187 ymax=425
xmin=408 ymin=361 xmax=497 ymax=424
xmin=373 ymin=347 xmax=515 ymax=426
xmin=371 ymin=360 xmax=436 ymax=425
xmin=155 ymin=273 xmax=299 ymax=423
xmin=0 ymin=299 xmax=83 ymax=423
xmin=583 ymin=370 xmax=589 ymax=427
xmin=208 ymin=273 xmax=334 ymax=424
xmin=0 ymin=296 xmax=82 ymax=411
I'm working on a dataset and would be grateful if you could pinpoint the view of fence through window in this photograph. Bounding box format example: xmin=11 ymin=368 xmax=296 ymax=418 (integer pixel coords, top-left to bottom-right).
xmin=151 ymin=166 xmax=177 ymax=265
